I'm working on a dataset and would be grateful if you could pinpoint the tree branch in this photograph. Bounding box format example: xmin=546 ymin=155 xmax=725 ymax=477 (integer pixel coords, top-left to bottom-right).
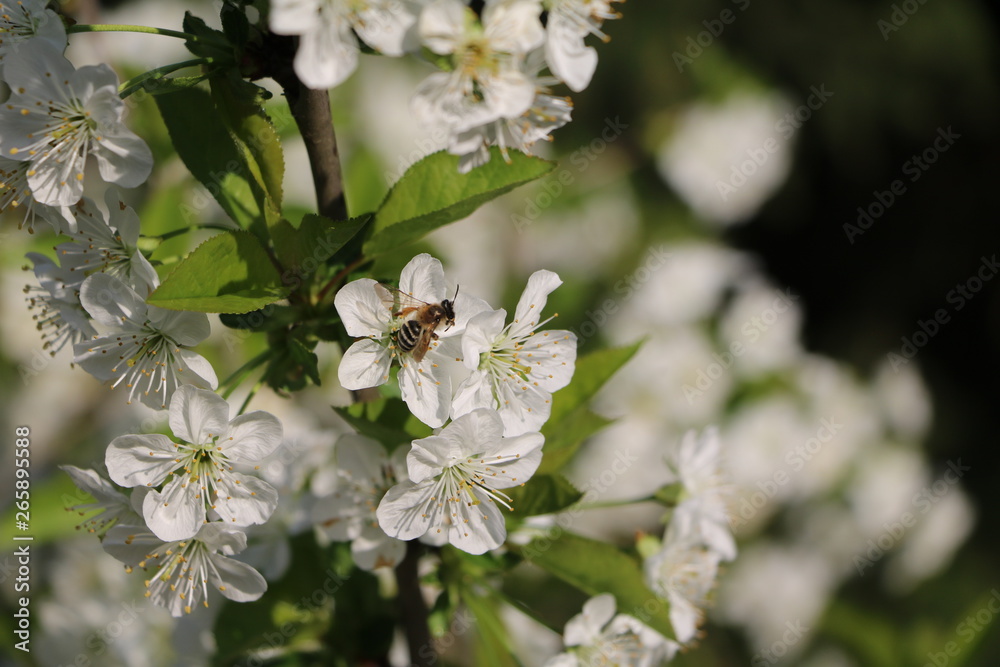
xmin=398 ymin=541 xmax=435 ymax=666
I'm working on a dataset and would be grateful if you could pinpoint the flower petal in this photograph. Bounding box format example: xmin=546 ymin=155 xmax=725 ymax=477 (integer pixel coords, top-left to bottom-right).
xmin=511 ymin=269 xmax=562 ymax=337
xmin=209 ymin=552 xmax=268 ymax=603
xmin=142 ymin=476 xmax=205 ymax=541
xmin=168 ymin=385 xmax=230 ymax=445
xmin=335 ymin=278 xmax=393 ymax=337
xmin=376 ymin=479 xmax=437 ymax=540
xmin=398 ymin=353 xmax=452 ymax=427
xmin=399 ymin=253 xmax=447 ymax=303
xmin=211 ymin=472 xmax=279 ymax=528
xmin=338 ymin=338 xmax=393 ymax=390
xmin=105 ymin=433 xmax=180 ymax=487
xmin=79 ymin=272 xmax=146 ymax=327
xmin=351 ymin=524 xmax=406 ymax=570
xmin=222 ymin=411 xmax=283 ymax=461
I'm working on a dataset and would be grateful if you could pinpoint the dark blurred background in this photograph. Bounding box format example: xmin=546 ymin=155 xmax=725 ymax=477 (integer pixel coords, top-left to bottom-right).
xmin=563 ymin=0 xmax=1000 ymax=662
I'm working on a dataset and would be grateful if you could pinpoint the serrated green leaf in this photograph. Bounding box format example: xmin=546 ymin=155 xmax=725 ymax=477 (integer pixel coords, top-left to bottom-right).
xmin=210 ymin=74 xmax=284 ymax=227
xmin=271 ymin=214 xmax=371 ymax=274
xmin=147 ymin=231 xmax=289 ymax=313
xmin=363 ymin=149 xmax=554 ymax=256
xmin=155 ymin=85 xmax=266 ymax=234
xmin=518 ymin=532 xmax=675 ymax=640
xmin=507 ymin=474 xmax=583 ymax=517
xmin=539 ymin=408 xmax=613 ymax=474
xmin=547 ymin=342 xmax=643 ymax=424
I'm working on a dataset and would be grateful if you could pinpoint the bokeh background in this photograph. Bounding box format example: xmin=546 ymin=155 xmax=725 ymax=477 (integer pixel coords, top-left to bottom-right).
xmin=2 ymin=0 xmax=999 ymax=665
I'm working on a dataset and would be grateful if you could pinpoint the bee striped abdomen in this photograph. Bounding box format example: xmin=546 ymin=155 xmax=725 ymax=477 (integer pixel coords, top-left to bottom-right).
xmin=396 ymin=319 xmax=423 ymax=353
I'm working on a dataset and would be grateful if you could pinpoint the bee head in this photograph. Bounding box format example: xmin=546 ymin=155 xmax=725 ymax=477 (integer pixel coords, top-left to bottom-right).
xmin=441 ymin=285 xmax=459 ymax=330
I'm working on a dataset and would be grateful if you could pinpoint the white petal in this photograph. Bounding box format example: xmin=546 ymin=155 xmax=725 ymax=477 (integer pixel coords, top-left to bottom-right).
xmin=480 ymin=431 xmax=544 ymax=489
xmin=443 ymin=292 xmax=493 ymax=338
xmin=212 ymin=473 xmax=279 ymax=528
xmin=337 ymin=434 xmax=389 ymax=483
xmin=483 ymin=0 xmax=544 ymax=53
xmin=102 ymin=525 xmax=163 ymax=565
xmin=60 ymin=465 xmax=129 ymax=505
xmin=79 ymin=272 xmax=146 ymax=327
xmin=446 ymin=491 xmax=506 ymax=554
xmin=376 ymin=479 xmax=437 ymax=540
xmin=461 ymin=309 xmax=506 ymax=365
xmin=147 ymin=307 xmax=211 ymax=346
xmin=452 ymin=370 xmax=496 ymax=419
xmin=313 ymin=492 xmax=364 ymax=542
xmin=209 ymin=553 xmax=268 ymax=603
xmin=172 ymin=348 xmax=220 ymax=391
xmin=519 ymin=329 xmax=577 ymax=390
xmin=142 ymin=477 xmax=204 ymax=541
xmin=222 ymin=411 xmax=283 ymax=461
xmin=482 ymin=68 xmax=535 ymax=120
xmin=355 ymin=1 xmax=416 ymax=55
xmin=439 ymin=407 xmax=505 ymax=453
xmin=419 ymin=0 xmax=469 ymax=54
xmin=398 ymin=354 xmax=451 ymax=427
xmin=511 ymin=270 xmax=562 ymax=335
xmin=335 ymin=278 xmax=392 ymax=337
xmin=295 ymin=19 xmax=359 ymax=89
xmin=497 ymin=382 xmax=551 ymax=436
xmin=269 ymin=0 xmax=320 ymax=33
xmin=399 ymin=253 xmax=447 ymax=303
xmin=545 ymin=13 xmax=598 ymax=93
xmin=105 ymin=433 xmax=179 ymax=487
xmin=167 ymin=385 xmax=228 ymax=444
xmin=407 ymin=436 xmax=450 ymax=483
xmin=92 ymin=121 xmax=153 ymax=188
xmin=564 ymin=593 xmax=616 ymax=645
xmin=338 ymin=338 xmax=393 ymax=390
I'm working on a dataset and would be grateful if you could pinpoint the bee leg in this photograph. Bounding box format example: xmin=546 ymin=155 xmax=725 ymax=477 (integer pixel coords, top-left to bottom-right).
xmin=431 ymin=332 xmax=440 ymax=340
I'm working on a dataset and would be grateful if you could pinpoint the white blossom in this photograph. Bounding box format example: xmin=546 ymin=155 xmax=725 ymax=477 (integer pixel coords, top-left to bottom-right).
xmin=0 ymin=156 xmax=73 ymax=233
xmin=545 ymin=593 xmax=678 ymax=666
xmin=644 ymin=523 xmax=722 ymax=645
xmin=376 ymin=408 xmax=543 ymax=554
xmin=56 ymin=188 xmax=159 ymax=295
xmin=0 ymin=40 xmax=153 ymax=206
xmin=412 ymin=0 xmax=544 ymax=138
xmin=105 ymin=385 xmax=283 ymax=541
xmin=312 ymin=434 xmax=407 ymax=570
xmin=24 ymin=251 xmax=95 ymax=355
xmin=103 ymin=522 xmax=267 ymax=617
xmin=0 ymin=0 xmax=67 ymax=66
xmin=449 ymin=49 xmax=573 ymax=172
xmin=335 ymin=252 xmax=488 ymax=427
xmin=543 ymin=0 xmax=620 ymax=92
xmin=73 ymin=273 xmax=218 ymax=409
xmin=665 ymin=427 xmax=737 ymax=562
xmin=60 ymin=465 xmax=143 ymax=537
xmin=269 ymin=0 xmax=418 ymax=90
xmin=453 ymin=269 xmax=576 ymax=436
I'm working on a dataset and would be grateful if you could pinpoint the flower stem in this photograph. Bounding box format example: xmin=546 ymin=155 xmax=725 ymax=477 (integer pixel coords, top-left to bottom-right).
xmin=67 ymin=24 xmax=218 ymax=43
xmin=118 ymin=58 xmax=214 ymax=99
xmin=398 ymin=541 xmax=435 ymax=666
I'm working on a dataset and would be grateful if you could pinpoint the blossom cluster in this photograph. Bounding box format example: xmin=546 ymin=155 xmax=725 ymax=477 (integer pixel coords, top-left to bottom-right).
xmin=323 ymin=252 xmax=577 ymax=559
xmin=269 ymin=0 xmax=622 ymax=171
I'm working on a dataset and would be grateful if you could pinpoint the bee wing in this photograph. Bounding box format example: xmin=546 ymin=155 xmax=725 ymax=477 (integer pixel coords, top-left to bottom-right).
xmin=375 ymin=283 xmax=429 ymax=317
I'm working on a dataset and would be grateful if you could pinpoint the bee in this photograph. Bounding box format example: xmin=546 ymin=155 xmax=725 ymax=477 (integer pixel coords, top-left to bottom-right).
xmin=375 ymin=284 xmax=459 ymax=362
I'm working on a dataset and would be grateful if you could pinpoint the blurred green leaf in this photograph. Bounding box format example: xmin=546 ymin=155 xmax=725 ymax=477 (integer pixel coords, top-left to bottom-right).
xmin=212 ymin=533 xmax=333 ymax=666
xmin=363 ymin=149 xmax=554 ymax=256
xmin=147 ymin=231 xmax=289 ymax=312
xmin=548 ymin=341 xmax=643 ymax=424
xmin=210 ymin=74 xmax=284 ymax=228
xmin=334 ymin=399 xmax=416 ymax=452
xmin=539 ymin=408 xmax=613 ymax=475
xmin=271 ymin=214 xmax=371 ymax=274
xmin=463 ymin=591 xmax=524 ymax=667
xmin=517 ymin=531 xmax=675 ymax=640
xmin=0 ymin=472 xmax=83 ymax=547
xmin=507 ymin=474 xmax=583 ymax=517
xmin=155 ymin=85 xmax=266 ymax=235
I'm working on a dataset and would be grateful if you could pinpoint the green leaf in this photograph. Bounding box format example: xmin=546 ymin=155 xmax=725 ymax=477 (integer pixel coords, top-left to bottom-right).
xmin=0 ymin=472 xmax=84 ymax=546
xmin=212 ymin=533 xmax=334 ymax=665
xmin=463 ymin=591 xmax=524 ymax=667
xmin=507 ymin=474 xmax=583 ymax=517
xmin=140 ymin=74 xmax=210 ymax=96
xmin=538 ymin=408 xmax=613 ymax=474
xmin=548 ymin=341 xmax=643 ymax=424
xmin=210 ymin=74 xmax=284 ymax=227
xmin=155 ymin=85 xmax=266 ymax=233
xmin=334 ymin=402 xmax=414 ymax=452
xmin=363 ymin=149 xmax=554 ymax=256
xmin=271 ymin=214 xmax=371 ymax=274
xmin=518 ymin=532 xmax=676 ymax=640
xmin=147 ymin=231 xmax=289 ymax=313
